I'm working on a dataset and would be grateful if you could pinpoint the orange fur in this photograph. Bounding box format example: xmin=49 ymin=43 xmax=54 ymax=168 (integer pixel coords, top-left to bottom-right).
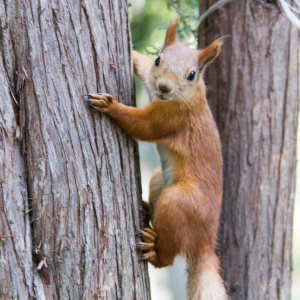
xmin=87 ymin=21 xmax=227 ymax=299
xmin=132 ymin=51 xmax=153 ymax=83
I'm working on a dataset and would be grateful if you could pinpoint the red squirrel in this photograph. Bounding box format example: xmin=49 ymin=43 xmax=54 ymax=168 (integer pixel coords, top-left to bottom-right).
xmin=86 ymin=20 xmax=227 ymax=300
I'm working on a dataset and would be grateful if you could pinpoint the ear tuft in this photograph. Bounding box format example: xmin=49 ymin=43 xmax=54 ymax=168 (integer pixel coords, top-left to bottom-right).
xmin=197 ymin=39 xmax=223 ymax=73
xmin=163 ymin=19 xmax=178 ymax=48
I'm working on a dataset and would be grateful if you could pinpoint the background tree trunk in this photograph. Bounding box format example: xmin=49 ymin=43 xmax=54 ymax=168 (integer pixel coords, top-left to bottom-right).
xmin=0 ymin=1 xmax=150 ymax=299
xmin=199 ymin=1 xmax=299 ymax=299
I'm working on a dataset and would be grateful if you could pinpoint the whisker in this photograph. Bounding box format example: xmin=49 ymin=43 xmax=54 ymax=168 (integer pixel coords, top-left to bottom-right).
xmin=176 ymin=92 xmax=191 ymax=110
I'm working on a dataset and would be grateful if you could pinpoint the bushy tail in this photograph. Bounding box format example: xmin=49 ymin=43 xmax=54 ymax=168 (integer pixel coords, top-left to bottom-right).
xmin=187 ymin=253 xmax=228 ymax=300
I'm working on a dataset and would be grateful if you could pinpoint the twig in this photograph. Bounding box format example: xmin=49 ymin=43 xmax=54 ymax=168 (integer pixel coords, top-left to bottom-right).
xmin=165 ymin=0 xmax=195 ymax=33
xmin=278 ymin=0 xmax=300 ymax=29
xmin=197 ymin=0 xmax=233 ymax=29
xmin=286 ymin=3 xmax=300 ymax=14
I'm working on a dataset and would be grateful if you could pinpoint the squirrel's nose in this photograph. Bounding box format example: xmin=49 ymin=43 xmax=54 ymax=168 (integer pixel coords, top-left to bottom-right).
xmin=158 ymin=84 xmax=171 ymax=93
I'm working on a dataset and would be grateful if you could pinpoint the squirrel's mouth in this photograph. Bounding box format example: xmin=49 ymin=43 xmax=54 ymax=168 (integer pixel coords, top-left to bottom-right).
xmin=157 ymin=93 xmax=171 ymax=100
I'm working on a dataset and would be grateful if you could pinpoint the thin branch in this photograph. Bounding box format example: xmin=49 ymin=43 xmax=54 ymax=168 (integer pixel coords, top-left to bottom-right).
xmin=287 ymin=2 xmax=300 ymax=14
xmin=278 ymin=0 xmax=300 ymax=29
xmin=197 ymin=0 xmax=233 ymax=29
xmin=165 ymin=0 xmax=195 ymax=33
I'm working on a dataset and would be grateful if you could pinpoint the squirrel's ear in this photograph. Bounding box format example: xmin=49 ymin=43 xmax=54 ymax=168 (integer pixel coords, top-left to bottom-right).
xmin=163 ymin=20 xmax=178 ymax=48
xmin=197 ymin=39 xmax=223 ymax=73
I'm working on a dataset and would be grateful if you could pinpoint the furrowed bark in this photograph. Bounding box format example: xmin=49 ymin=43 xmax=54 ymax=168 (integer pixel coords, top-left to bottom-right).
xmin=199 ymin=1 xmax=299 ymax=299
xmin=0 ymin=0 xmax=150 ymax=299
xmin=0 ymin=45 xmax=34 ymax=299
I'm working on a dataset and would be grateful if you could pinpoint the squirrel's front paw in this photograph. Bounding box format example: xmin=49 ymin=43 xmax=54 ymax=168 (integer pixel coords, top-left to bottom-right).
xmin=85 ymin=93 xmax=115 ymax=113
xmin=137 ymin=228 xmax=158 ymax=265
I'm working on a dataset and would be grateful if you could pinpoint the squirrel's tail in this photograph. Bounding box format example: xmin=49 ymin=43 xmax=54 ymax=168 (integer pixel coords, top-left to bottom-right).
xmin=187 ymin=252 xmax=228 ymax=300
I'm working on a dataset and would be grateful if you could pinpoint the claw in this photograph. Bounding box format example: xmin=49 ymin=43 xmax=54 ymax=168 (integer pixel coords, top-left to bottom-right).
xmin=139 ymin=255 xmax=147 ymax=262
xmin=136 ymin=242 xmax=143 ymax=249
xmin=84 ymin=93 xmax=101 ymax=99
xmin=83 ymin=94 xmax=101 ymax=103
xmin=136 ymin=242 xmax=154 ymax=251
xmin=143 ymin=228 xmax=157 ymax=237
xmin=141 ymin=251 xmax=156 ymax=260
xmin=140 ymin=228 xmax=157 ymax=242
xmin=83 ymin=93 xmax=103 ymax=97
xmin=84 ymin=93 xmax=99 ymax=97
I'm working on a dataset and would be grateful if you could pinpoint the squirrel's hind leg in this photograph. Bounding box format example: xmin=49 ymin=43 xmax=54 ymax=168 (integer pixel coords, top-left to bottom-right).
xmin=148 ymin=168 xmax=163 ymax=223
xmin=138 ymin=183 xmax=190 ymax=268
xmin=139 ymin=168 xmax=163 ymax=228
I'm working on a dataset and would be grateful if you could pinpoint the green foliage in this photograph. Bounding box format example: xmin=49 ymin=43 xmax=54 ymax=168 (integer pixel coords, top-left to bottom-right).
xmin=129 ymin=0 xmax=199 ymax=57
xmin=164 ymin=0 xmax=199 ymax=38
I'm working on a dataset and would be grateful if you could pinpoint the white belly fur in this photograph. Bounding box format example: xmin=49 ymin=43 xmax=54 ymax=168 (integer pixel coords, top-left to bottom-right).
xmin=157 ymin=144 xmax=173 ymax=188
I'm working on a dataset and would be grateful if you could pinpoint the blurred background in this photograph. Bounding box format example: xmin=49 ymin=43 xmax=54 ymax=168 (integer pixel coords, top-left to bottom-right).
xmin=129 ymin=1 xmax=300 ymax=299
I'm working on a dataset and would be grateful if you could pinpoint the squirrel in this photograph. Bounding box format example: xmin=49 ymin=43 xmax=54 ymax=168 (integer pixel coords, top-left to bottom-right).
xmin=86 ymin=20 xmax=227 ymax=300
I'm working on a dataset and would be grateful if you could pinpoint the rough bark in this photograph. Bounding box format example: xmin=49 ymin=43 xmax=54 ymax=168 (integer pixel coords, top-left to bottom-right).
xmin=199 ymin=1 xmax=299 ymax=299
xmin=0 ymin=45 xmax=33 ymax=299
xmin=0 ymin=1 xmax=150 ymax=299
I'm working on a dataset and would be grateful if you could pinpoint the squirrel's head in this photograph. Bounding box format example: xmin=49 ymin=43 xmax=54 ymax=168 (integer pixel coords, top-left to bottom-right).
xmin=149 ymin=20 xmax=223 ymax=103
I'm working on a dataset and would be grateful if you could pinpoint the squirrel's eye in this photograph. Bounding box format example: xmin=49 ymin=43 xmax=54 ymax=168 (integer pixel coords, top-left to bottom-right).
xmin=187 ymin=71 xmax=196 ymax=81
xmin=155 ymin=57 xmax=160 ymax=67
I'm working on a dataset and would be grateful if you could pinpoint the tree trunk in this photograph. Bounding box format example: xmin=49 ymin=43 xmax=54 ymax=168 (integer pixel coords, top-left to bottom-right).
xmin=0 ymin=1 xmax=150 ymax=299
xmin=199 ymin=1 xmax=299 ymax=299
